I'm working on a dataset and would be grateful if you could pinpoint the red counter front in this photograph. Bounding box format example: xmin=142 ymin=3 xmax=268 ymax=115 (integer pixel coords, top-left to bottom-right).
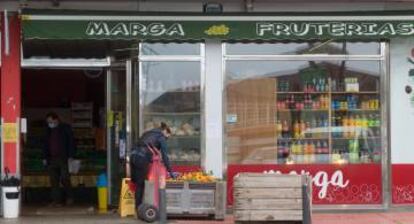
xmin=227 ymin=164 xmax=382 ymax=205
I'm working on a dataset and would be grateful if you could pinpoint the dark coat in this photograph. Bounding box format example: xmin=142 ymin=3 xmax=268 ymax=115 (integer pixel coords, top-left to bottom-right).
xmin=43 ymin=123 xmax=76 ymax=161
xmin=133 ymin=128 xmax=172 ymax=173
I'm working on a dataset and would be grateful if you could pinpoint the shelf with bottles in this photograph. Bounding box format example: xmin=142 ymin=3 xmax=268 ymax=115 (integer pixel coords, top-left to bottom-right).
xmin=331 ymin=91 xmax=379 ymax=94
xmin=331 ymin=114 xmax=381 ymax=129
xmin=277 ymin=140 xmax=331 ymax=164
xmin=278 ymin=137 xmax=329 ymax=141
xmin=277 ymin=77 xmax=330 ymax=93
xmin=331 ymin=142 xmax=382 ymax=164
xmin=332 ymin=137 xmax=381 ymax=140
xmin=331 ymin=95 xmax=380 ymax=111
xmin=278 ymin=109 xmax=329 ymax=112
xmin=277 ymin=92 xmax=329 ymax=94
xmin=276 ymin=94 xmax=330 ymax=111
xmin=332 ymin=109 xmax=380 ymax=112
xmin=276 ymin=117 xmax=330 ymax=139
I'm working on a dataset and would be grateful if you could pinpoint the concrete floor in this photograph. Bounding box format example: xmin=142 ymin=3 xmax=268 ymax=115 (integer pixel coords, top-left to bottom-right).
xmin=1 ymin=206 xmax=414 ymax=224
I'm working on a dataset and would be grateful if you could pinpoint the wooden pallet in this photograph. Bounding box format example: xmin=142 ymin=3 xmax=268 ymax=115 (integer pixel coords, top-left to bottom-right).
xmin=234 ymin=173 xmax=312 ymax=224
xmin=144 ymin=181 xmax=226 ymax=220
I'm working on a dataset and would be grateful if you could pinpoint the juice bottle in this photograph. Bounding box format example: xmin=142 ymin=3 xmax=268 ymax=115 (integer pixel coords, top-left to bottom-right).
xmin=368 ymin=114 xmax=375 ymax=127
xmin=309 ymin=141 xmax=316 ymax=163
xmin=342 ymin=116 xmax=349 ymax=138
xmin=375 ymin=114 xmax=381 ymax=127
xmin=305 ymin=121 xmax=311 ymax=138
xmin=311 ymin=118 xmax=317 ymax=138
xmin=297 ymin=141 xmax=303 ymax=163
xmin=282 ymin=120 xmax=289 ymax=138
xmin=277 ymin=142 xmax=284 ymax=160
xmin=355 ymin=115 xmax=361 ymax=128
xmin=348 ymin=115 xmax=355 ymax=138
xmin=303 ymin=141 xmax=309 ymax=163
xmin=316 ymin=141 xmax=322 ymax=154
xmin=276 ymin=120 xmax=283 ymax=137
xmin=362 ymin=115 xmax=368 ymax=128
xmin=294 ymin=121 xmax=300 ymax=138
xmin=300 ymin=120 xmax=306 ymax=137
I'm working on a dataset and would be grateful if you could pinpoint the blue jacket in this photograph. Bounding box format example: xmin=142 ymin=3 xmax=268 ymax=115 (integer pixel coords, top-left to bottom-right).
xmin=135 ymin=128 xmax=172 ymax=173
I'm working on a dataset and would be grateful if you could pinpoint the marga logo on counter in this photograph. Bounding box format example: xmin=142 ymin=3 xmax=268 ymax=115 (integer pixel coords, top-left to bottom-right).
xmin=85 ymin=22 xmax=185 ymax=37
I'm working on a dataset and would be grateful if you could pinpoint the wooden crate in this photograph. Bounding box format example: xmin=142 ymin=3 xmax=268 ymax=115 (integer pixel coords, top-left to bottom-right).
xmin=165 ymin=181 xmax=226 ymax=220
xmin=234 ymin=173 xmax=312 ymax=224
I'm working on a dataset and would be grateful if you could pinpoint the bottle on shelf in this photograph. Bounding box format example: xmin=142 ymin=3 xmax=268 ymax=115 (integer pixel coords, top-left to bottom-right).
xmin=375 ymin=114 xmax=381 ymax=127
xmin=348 ymin=115 xmax=356 ymax=138
xmin=300 ymin=120 xmax=306 ymax=138
xmin=331 ymin=79 xmax=337 ymax=92
xmin=311 ymin=118 xmax=317 ymax=138
xmin=309 ymin=141 xmax=316 ymax=163
xmin=342 ymin=116 xmax=349 ymax=138
xmin=277 ymin=142 xmax=284 ymax=161
xmin=316 ymin=141 xmax=322 ymax=154
xmin=282 ymin=120 xmax=290 ymax=138
xmin=362 ymin=115 xmax=368 ymax=129
xmin=276 ymin=120 xmax=283 ymax=138
xmin=296 ymin=141 xmax=304 ymax=163
xmin=293 ymin=121 xmax=300 ymax=138
xmin=283 ymin=142 xmax=290 ymax=159
xmin=305 ymin=121 xmax=311 ymax=138
xmin=325 ymin=79 xmax=330 ymax=93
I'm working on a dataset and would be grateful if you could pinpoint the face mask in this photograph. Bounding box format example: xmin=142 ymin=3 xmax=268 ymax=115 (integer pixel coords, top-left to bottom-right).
xmin=48 ymin=122 xmax=58 ymax=129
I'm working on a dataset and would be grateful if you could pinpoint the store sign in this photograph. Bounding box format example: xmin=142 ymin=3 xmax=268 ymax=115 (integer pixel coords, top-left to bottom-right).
xmin=227 ymin=164 xmax=382 ymax=205
xmin=85 ymin=22 xmax=185 ymax=37
xmin=256 ymin=22 xmax=414 ymax=38
xmin=22 ymin=14 xmax=414 ymax=40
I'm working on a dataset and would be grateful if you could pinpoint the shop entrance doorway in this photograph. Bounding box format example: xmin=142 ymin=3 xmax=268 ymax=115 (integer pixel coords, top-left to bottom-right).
xmin=20 ymin=62 xmax=129 ymax=213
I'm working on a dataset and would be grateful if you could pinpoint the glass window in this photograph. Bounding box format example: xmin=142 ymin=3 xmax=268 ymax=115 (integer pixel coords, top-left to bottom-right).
xmin=225 ymin=60 xmax=382 ymax=165
xmin=226 ymin=41 xmax=381 ymax=55
xmin=141 ymin=43 xmax=200 ymax=55
xmin=139 ymin=61 xmax=201 ymax=166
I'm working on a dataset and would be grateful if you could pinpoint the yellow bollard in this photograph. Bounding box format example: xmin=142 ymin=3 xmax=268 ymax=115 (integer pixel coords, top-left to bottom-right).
xmin=97 ymin=187 xmax=108 ymax=213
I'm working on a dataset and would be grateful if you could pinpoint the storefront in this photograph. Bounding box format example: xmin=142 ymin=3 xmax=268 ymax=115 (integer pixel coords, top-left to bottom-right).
xmin=6 ymin=9 xmax=414 ymax=209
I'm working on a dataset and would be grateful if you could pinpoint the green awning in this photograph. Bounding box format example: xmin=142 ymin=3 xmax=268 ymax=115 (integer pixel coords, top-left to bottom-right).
xmin=21 ymin=9 xmax=414 ymax=41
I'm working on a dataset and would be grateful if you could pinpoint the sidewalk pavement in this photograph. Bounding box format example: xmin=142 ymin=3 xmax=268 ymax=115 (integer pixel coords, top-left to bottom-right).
xmin=171 ymin=212 xmax=414 ymax=224
xmin=4 ymin=207 xmax=414 ymax=224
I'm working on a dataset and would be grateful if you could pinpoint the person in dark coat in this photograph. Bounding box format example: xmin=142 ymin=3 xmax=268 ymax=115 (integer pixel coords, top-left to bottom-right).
xmin=130 ymin=122 xmax=174 ymax=209
xmin=43 ymin=112 xmax=76 ymax=207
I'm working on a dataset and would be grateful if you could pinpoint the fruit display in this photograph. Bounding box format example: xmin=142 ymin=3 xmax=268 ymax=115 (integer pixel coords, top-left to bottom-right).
xmin=167 ymin=171 xmax=216 ymax=183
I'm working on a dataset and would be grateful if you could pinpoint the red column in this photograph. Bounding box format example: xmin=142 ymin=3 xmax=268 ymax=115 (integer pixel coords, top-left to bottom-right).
xmin=1 ymin=12 xmax=21 ymax=175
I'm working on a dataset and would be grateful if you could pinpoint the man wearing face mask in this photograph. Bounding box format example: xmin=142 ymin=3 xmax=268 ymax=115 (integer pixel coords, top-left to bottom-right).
xmin=43 ymin=112 xmax=76 ymax=207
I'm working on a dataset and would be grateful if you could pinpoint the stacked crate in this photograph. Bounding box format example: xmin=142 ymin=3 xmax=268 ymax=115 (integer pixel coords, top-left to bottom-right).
xmin=234 ymin=173 xmax=312 ymax=223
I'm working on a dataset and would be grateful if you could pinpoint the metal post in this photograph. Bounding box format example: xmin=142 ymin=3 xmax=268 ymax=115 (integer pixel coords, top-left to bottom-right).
xmin=158 ymin=188 xmax=167 ymax=223
xmin=158 ymin=166 xmax=167 ymax=223
xmin=302 ymin=177 xmax=312 ymax=224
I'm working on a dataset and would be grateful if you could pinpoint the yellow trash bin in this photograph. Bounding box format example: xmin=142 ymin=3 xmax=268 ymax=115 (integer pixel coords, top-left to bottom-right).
xmin=97 ymin=187 xmax=108 ymax=212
